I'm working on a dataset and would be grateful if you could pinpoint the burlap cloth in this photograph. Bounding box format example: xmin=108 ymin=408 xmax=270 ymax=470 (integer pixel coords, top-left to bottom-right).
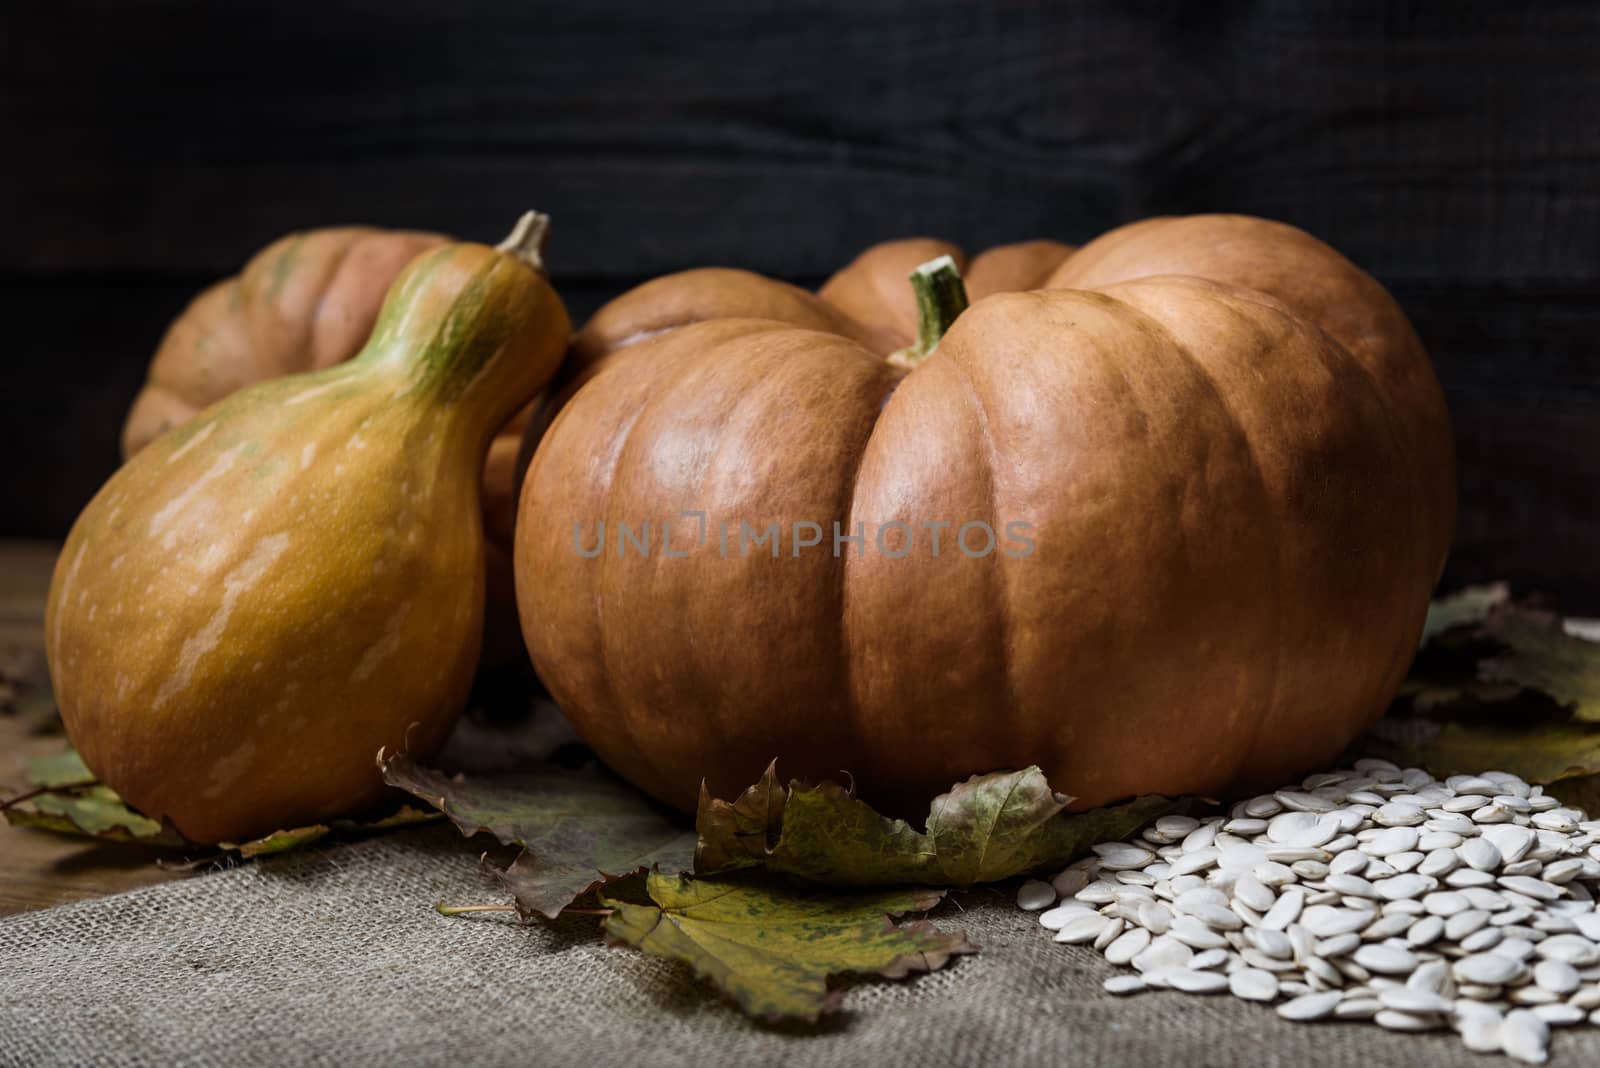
xmin=4 ymin=824 xmax=1598 ymax=1066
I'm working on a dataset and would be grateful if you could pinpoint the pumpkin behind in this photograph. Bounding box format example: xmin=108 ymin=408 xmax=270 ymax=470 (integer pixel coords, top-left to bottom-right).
xmin=121 ymin=224 xmax=541 ymax=672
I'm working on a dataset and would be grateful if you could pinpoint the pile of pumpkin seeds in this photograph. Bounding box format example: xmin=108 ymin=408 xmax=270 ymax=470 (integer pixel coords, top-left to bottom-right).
xmin=1018 ymin=760 xmax=1600 ymax=1064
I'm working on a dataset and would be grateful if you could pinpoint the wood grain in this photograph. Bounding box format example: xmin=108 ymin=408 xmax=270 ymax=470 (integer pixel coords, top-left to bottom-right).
xmin=3 ymin=1 xmax=1599 ymax=606
xmin=5 ymin=2 xmax=1598 ymax=284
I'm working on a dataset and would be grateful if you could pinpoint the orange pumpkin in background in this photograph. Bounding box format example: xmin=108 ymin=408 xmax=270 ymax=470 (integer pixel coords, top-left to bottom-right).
xmin=121 ymin=225 xmax=537 ymax=672
xmin=515 ymin=214 xmax=1455 ymax=815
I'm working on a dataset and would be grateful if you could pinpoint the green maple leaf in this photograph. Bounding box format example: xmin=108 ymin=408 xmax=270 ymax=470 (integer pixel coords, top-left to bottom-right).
xmin=8 ymin=784 xmax=189 ymax=846
xmin=697 ymin=762 xmax=1181 ymax=886
xmin=379 ymin=749 xmax=695 ymax=918
xmin=5 ymin=748 xmax=186 ymax=846
xmin=23 ymin=748 xmax=97 ymax=789
xmin=602 ymin=872 xmax=975 ymax=1020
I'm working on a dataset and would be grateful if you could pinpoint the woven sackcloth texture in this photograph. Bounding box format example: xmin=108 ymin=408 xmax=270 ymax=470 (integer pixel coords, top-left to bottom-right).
xmin=3 ymin=823 xmax=1597 ymax=1067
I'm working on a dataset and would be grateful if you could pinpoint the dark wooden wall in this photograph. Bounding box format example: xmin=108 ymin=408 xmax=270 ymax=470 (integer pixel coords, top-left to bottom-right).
xmin=3 ymin=2 xmax=1598 ymax=604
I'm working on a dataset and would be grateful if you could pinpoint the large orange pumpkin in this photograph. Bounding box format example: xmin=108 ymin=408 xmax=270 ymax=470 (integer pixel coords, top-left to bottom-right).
xmin=515 ymin=214 xmax=1455 ymax=815
xmin=121 ymin=226 xmax=536 ymax=670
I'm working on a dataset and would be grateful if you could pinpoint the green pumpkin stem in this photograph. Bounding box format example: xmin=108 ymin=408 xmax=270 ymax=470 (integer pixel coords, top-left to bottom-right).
xmin=894 ymin=255 xmax=969 ymax=367
xmin=495 ymin=211 xmax=552 ymax=273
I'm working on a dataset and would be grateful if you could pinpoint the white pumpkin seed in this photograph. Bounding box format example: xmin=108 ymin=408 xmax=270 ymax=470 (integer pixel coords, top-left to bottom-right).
xmin=1016 ymin=879 xmax=1055 ymax=910
xmin=1455 ymin=953 xmax=1522 ymax=985
xmin=1568 ymin=983 xmax=1600 ymax=1009
xmin=1375 ymin=874 xmax=1436 ymax=900
xmin=1224 ymin=967 xmax=1275 ymax=1001
xmin=1093 ymin=843 xmax=1156 ymax=870
xmin=1532 ymin=1002 xmax=1585 ymax=1026
xmin=1154 ymin=814 xmax=1200 ymax=838
xmin=1232 ymin=874 xmax=1275 ymax=912
xmin=1461 ymin=927 xmax=1506 ymax=954
xmin=1483 ymin=825 xmax=1537 ymax=864
xmin=1374 ymin=1008 xmax=1442 ymax=1031
xmin=1354 ymin=943 xmax=1419 ymax=975
xmin=1445 ymin=909 xmax=1491 ymax=940
xmin=1276 ymin=990 xmax=1342 ymax=1021
xmin=1543 ymin=859 xmax=1585 ymax=885
xmin=1219 ymin=842 xmax=1268 ymax=872
xmin=1421 ymin=890 xmax=1469 ymax=916
xmin=1335 ymin=996 xmax=1382 ymax=1019
xmin=1418 ymin=848 xmax=1460 ymax=877
xmin=1137 ymin=900 xmax=1172 ymax=934
xmin=1261 ymin=887 xmax=1305 ymax=930
xmin=1169 ymin=915 xmax=1228 ymax=950
xmin=1093 ymin=917 xmax=1125 ymax=951
xmin=1160 ymin=967 xmax=1229 ymax=993
xmin=1375 ymin=802 xmax=1425 ymax=827
xmin=1131 ymin=934 xmax=1193 ymax=973
xmin=1038 ymin=902 xmax=1095 ymax=930
xmin=1315 ymin=932 xmax=1360 ymax=958
xmin=1325 ymin=873 xmax=1377 ymax=898
xmin=1104 ymin=927 xmax=1152 ymax=965
xmin=1406 ymin=915 xmax=1446 ymax=947
xmin=1102 ymin=973 xmax=1146 ymax=995
xmin=1408 ymin=959 xmax=1450 ymax=993
xmin=1379 ymin=987 xmax=1453 ymax=1013
xmin=1501 ymin=875 xmax=1564 ymax=902
xmin=1368 ymin=826 xmax=1420 ymax=856
xmin=1053 ymin=912 xmax=1108 ymax=944
xmin=1446 ymin=868 xmax=1498 ymax=889
xmin=1330 ymin=850 xmax=1369 ymax=876
xmin=1300 ymin=905 xmax=1369 ymax=938
xmin=1457 ymin=1007 xmax=1506 ymax=1053
xmin=1174 ymin=886 xmax=1229 ymax=912
xmin=1533 ymin=958 xmax=1580 ymax=995
xmin=1025 ymin=762 xmax=1600 ymax=1062
xmin=1361 ymin=913 xmax=1415 ymax=940
xmin=1168 ymin=847 xmax=1220 ymax=877
xmin=1051 ymin=867 xmax=1093 ymax=897
xmin=1499 ymin=1009 xmax=1550 ymax=1064
xmin=1535 ymin=935 xmax=1600 ymax=966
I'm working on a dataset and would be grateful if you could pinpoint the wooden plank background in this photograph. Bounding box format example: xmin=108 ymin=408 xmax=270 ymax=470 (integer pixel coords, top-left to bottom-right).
xmin=2 ymin=1 xmax=1598 ymax=604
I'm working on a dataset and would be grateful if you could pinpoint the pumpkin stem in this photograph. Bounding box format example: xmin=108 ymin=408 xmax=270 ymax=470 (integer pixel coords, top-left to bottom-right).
xmin=893 ymin=255 xmax=969 ymax=368
xmin=495 ymin=211 xmax=552 ymax=273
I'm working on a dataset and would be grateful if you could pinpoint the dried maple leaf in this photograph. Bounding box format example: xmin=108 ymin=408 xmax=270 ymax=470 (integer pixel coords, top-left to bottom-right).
xmin=5 ymin=744 xmax=436 ymax=859
xmin=1361 ymin=718 xmax=1600 ymax=786
xmin=602 ymin=871 xmax=975 ymax=1020
xmin=697 ymin=762 xmax=1181 ymax=886
xmin=1421 ymin=583 xmax=1511 ymax=643
xmin=1481 ymin=607 xmax=1600 ymax=722
xmin=379 ymin=749 xmax=695 ymax=918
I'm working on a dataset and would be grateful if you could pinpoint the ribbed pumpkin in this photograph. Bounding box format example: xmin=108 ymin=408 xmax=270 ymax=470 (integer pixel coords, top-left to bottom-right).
xmin=49 ymin=213 xmax=570 ymax=843
xmin=515 ymin=214 xmax=1455 ymax=815
xmin=120 ymin=225 xmax=537 ymax=670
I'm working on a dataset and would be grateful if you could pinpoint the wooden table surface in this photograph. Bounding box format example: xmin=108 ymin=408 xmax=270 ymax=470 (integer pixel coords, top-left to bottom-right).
xmin=0 ymin=541 xmax=184 ymax=916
